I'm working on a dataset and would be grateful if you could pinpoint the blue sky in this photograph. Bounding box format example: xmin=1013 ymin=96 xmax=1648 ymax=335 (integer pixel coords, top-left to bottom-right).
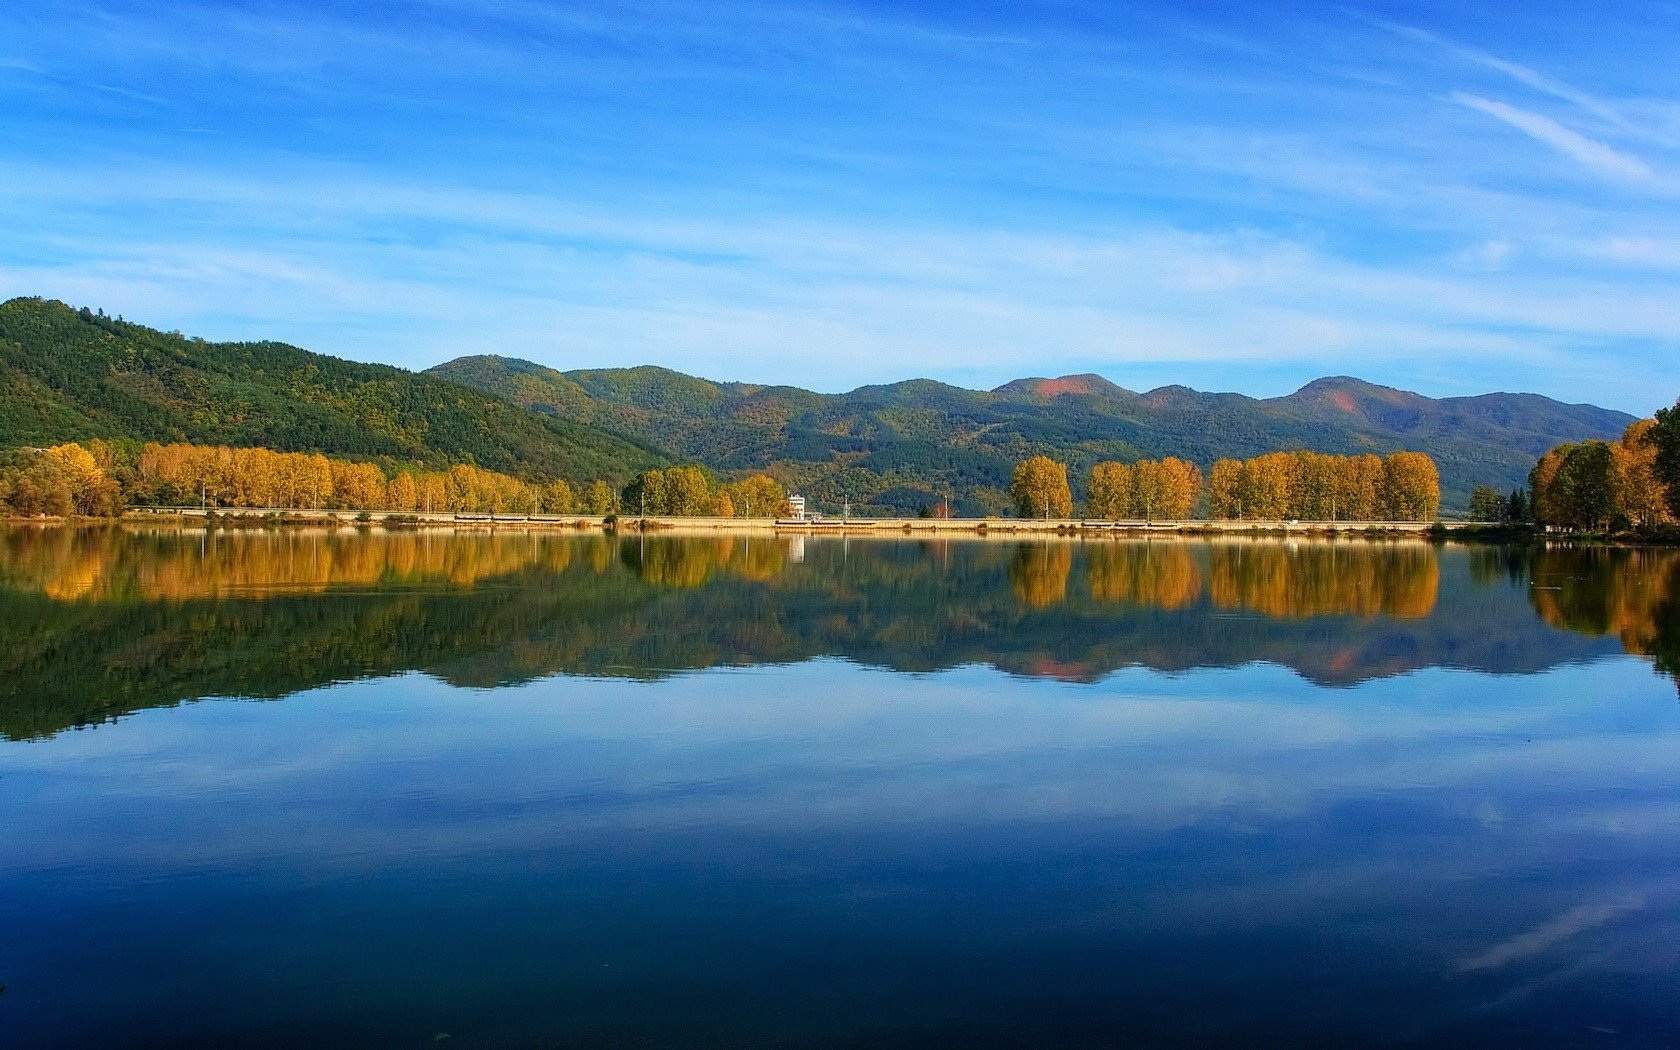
xmin=3 ymin=0 xmax=1678 ymax=412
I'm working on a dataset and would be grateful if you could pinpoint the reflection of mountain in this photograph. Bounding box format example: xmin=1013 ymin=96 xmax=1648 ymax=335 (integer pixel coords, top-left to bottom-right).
xmin=3 ymin=529 xmax=1669 ymax=740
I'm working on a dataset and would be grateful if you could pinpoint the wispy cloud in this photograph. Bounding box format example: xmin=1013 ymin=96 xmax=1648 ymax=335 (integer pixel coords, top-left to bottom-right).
xmin=0 ymin=1 xmax=1676 ymax=409
xmin=1380 ymin=20 xmax=1627 ymax=127
xmin=1451 ymin=93 xmax=1657 ymax=184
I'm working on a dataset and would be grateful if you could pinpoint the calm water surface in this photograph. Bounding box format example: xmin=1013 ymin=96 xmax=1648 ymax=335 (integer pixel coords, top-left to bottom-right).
xmin=2 ymin=527 xmax=1679 ymax=1047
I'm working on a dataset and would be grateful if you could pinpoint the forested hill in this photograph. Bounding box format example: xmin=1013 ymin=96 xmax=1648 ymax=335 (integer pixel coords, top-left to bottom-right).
xmin=0 ymin=298 xmax=664 ymax=482
xmin=428 ymin=356 xmax=1636 ymax=514
xmin=0 ymin=295 xmax=1636 ymax=511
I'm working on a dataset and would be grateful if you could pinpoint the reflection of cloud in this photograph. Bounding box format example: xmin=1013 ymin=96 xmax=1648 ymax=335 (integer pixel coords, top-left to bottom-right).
xmin=1457 ymin=892 xmax=1646 ymax=972
xmin=6 ymin=659 xmax=1677 ymax=879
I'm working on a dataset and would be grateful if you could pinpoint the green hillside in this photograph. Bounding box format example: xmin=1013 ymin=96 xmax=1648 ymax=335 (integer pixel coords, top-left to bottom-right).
xmin=0 ymin=296 xmax=1635 ymax=511
xmin=429 ymin=356 xmax=1638 ymax=514
xmin=0 ymin=298 xmax=664 ymax=482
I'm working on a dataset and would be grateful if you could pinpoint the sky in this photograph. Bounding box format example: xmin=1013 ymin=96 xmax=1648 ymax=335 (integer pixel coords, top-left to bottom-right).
xmin=3 ymin=0 xmax=1679 ymax=412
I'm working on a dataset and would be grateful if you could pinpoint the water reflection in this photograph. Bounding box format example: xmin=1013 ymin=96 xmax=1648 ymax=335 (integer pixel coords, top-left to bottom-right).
xmin=5 ymin=528 xmax=1680 ymax=1046
xmin=1 ymin=526 xmax=1676 ymax=740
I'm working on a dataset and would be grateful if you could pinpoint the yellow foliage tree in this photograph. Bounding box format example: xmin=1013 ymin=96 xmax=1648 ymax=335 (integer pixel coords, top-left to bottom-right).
xmin=722 ymin=474 xmax=788 ymax=517
xmin=1087 ymin=461 xmax=1132 ymax=519
xmin=1380 ymin=452 xmax=1440 ymax=521
xmin=1010 ymin=456 xmax=1072 ymax=518
xmin=1208 ymin=459 xmax=1244 ymax=519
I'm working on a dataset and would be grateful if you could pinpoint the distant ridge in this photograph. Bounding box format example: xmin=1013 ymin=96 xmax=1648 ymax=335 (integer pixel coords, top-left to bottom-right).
xmin=429 ymin=358 xmax=1637 ymax=514
xmin=0 ymin=298 xmax=665 ymax=481
xmin=0 ymin=296 xmax=1637 ymax=511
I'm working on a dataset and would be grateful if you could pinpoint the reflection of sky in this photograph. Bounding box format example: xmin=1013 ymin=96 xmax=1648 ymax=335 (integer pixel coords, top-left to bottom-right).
xmin=3 ymin=658 xmax=1679 ymax=1044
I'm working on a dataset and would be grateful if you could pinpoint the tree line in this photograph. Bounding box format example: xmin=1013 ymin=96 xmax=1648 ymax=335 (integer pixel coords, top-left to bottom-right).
xmin=1009 ymin=450 xmax=1442 ymax=521
xmin=1527 ymin=411 xmax=1680 ymax=531
xmin=620 ymin=467 xmax=791 ymax=518
xmin=0 ymin=440 xmax=797 ymax=519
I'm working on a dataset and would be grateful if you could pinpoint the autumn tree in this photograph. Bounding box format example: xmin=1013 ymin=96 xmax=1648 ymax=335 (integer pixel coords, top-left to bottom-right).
xmin=386 ymin=472 xmax=418 ymax=512
xmin=1291 ymin=452 xmax=1338 ymax=521
xmin=1529 ymin=448 xmax=1564 ymax=526
xmin=583 ymin=479 xmax=618 ymax=515
xmin=1133 ymin=457 xmax=1201 ymax=519
xmin=330 ymin=460 xmax=386 ymax=510
xmin=722 ymin=474 xmax=789 ymax=517
xmin=1379 ymin=452 xmax=1440 ymax=521
xmin=542 ymin=479 xmax=576 ymax=514
xmin=1087 ymin=462 xmax=1133 ymax=519
xmin=1617 ymin=419 xmax=1671 ymax=526
xmin=1010 ymin=456 xmax=1072 ymax=519
xmin=0 ymin=444 xmax=124 ymax=517
xmin=1336 ymin=454 xmax=1384 ymax=521
xmin=1207 ymin=459 xmax=1243 ymax=519
xmin=665 ymin=466 xmax=714 ymax=515
xmin=1244 ymin=453 xmax=1295 ymax=520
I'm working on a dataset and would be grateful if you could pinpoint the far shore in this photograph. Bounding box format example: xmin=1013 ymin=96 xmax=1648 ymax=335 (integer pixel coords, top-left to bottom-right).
xmin=7 ymin=506 xmax=1488 ymax=535
xmin=124 ymin=507 xmax=1469 ymax=533
xmin=6 ymin=510 xmax=1674 ymax=544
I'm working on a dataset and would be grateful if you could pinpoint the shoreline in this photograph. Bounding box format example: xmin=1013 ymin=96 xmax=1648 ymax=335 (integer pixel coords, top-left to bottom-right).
xmin=4 ymin=511 xmax=1673 ymax=545
xmin=123 ymin=509 xmax=1466 ymax=536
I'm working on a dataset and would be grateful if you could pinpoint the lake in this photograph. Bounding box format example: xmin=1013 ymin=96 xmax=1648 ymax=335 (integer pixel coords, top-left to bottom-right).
xmin=2 ymin=527 xmax=1678 ymax=1047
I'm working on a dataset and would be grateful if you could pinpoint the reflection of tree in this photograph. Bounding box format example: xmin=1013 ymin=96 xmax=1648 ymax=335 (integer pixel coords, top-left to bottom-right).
xmin=1528 ymin=547 xmax=1680 ymax=673
xmin=4 ymin=532 xmax=1660 ymax=740
xmin=1651 ymin=566 xmax=1680 ymax=695
xmin=1207 ymin=542 xmax=1439 ymax=619
xmin=1086 ymin=542 xmax=1201 ymax=609
xmin=1010 ymin=544 xmax=1071 ymax=608
xmin=619 ymin=536 xmax=790 ymax=589
xmin=0 ymin=527 xmax=561 ymax=601
xmin=622 ymin=536 xmax=721 ymax=589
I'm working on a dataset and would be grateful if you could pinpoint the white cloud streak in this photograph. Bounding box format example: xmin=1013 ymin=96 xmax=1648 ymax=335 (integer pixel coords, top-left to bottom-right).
xmin=1381 ymin=20 xmax=1628 ymax=127
xmin=1452 ymin=93 xmax=1658 ymax=184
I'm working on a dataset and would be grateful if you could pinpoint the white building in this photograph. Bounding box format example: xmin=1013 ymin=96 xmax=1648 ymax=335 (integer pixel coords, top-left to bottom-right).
xmin=786 ymin=495 xmax=807 ymax=521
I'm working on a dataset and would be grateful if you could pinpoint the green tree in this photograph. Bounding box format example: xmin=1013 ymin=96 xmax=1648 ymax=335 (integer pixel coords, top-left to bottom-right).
xmin=1651 ymin=399 xmax=1680 ymax=517
xmin=1506 ymin=488 xmax=1529 ymax=523
xmin=1468 ymin=486 xmax=1506 ymax=522
xmin=1553 ymin=441 xmax=1619 ymax=530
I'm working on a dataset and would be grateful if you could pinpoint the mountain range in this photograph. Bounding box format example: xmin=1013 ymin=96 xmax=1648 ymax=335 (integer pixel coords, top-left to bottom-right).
xmin=0 ymin=297 xmax=1639 ymax=513
xmin=427 ymin=356 xmax=1635 ymax=513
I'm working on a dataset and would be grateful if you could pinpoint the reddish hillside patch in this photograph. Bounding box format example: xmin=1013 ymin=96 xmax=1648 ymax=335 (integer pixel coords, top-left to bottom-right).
xmin=1329 ymin=390 xmax=1359 ymax=413
xmin=1036 ymin=376 xmax=1096 ymax=397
